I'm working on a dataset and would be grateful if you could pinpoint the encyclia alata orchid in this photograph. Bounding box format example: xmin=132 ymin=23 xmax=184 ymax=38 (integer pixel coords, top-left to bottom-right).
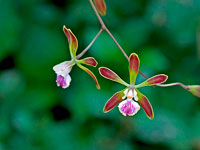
xmin=99 ymin=53 xmax=168 ymax=119
xmin=53 ymin=26 xmax=100 ymax=89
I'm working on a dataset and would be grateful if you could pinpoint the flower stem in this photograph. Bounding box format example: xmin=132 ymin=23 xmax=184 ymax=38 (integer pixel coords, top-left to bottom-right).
xmin=77 ymin=28 xmax=103 ymax=59
xmin=88 ymin=0 xmax=105 ymax=27
xmin=103 ymin=26 xmax=129 ymax=60
xmin=88 ymin=0 xmax=149 ymax=79
xmin=87 ymin=0 xmax=196 ymax=90
xmin=157 ymin=82 xmax=189 ymax=90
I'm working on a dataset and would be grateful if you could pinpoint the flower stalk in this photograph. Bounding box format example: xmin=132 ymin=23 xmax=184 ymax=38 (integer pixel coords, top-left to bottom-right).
xmin=53 ymin=0 xmax=199 ymax=120
xmin=88 ymin=0 xmax=151 ymax=79
xmin=87 ymin=0 xmax=200 ymax=97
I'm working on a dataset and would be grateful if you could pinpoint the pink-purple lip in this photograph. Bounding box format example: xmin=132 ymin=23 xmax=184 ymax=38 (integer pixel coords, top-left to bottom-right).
xmin=56 ymin=75 xmax=67 ymax=88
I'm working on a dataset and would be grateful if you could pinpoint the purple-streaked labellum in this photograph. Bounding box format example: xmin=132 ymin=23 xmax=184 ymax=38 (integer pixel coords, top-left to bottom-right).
xmin=118 ymin=99 xmax=140 ymax=116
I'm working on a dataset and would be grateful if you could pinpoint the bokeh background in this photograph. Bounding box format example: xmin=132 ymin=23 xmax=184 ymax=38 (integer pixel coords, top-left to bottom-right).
xmin=0 ymin=0 xmax=200 ymax=149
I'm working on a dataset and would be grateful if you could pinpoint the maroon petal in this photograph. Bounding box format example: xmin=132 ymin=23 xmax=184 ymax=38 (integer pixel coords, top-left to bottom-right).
xmin=129 ymin=53 xmax=140 ymax=85
xmin=136 ymin=89 xmax=154 ymax=119
xmin=103 ymin=89 xmax=125 ymax=113
xmin=137 ymin=74 xmax=168 ymax=88
xmin=99 ymin=67 xmax=129 ymax=86
xmin=77 ymin=63 xmax=100 ymax=89
xmin=63 ymin=26 xmax=78 ymax=57
xmin=93 ymin=0 xmax=106 ymax=16
xmin=78 ymin=57 xmax=98 ymax=67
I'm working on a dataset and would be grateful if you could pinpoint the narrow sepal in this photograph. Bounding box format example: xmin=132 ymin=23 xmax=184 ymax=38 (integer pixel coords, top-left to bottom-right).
xmin=63 ymin=26 xmax=78 ymax=57
xmin=136 ymin=74 xmax=168 ymax=88
xmin=129 ymin=53 xmax=140 ymax=85
xmin=99 ymin=67 xmax=129 ymax=86
xmin=136 ymin=89 xmax=154 ymax=120
xmin=187 ymin=85 xmax=200 ymax=98
xmin=103 ymin=89 xmax=125 ymax=113
xmin=77 ymin=63 xmax=100 ymax=89
xmin=93 ymin=0 xmax=106 ymax=16
xmin=78 ymin=57 xmax=98 ymax=67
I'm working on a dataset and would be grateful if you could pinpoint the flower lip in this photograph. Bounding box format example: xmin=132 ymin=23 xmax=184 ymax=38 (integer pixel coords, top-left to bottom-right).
xmin=118 ymin=99 xmax=140 ymax=116
xmin=56 ymin=75 xmax=66 ymax=87
xmin=56 ymin=74 xmax=71 ymax=88
xmin=53 ymin=61 xmax=74 ymax=89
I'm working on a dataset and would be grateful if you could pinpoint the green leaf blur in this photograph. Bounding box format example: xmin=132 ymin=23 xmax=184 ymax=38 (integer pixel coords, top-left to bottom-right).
xmin=0 ymin=0 xmax=199 ymax=149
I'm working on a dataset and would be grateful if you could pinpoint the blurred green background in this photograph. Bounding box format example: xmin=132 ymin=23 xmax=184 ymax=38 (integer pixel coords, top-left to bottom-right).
xmin=0 ymin=0 xmax=200 ymax=149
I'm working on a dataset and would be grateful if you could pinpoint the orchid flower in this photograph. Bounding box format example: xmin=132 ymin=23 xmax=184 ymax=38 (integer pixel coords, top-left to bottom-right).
xmin=99 ymin=53 xmax=168 ymax=119
xmin=53 ymin=26 xmax=100 ymax=89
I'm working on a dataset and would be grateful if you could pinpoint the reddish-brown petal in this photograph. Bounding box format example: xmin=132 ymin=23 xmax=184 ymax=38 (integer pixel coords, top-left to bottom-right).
xmin=78 ymin=57 xmax=98 ymax=67
xmin=93 ymin=0 xmax=106 ymax=16
xmin=136 ymin=89 xmax=154 ymax=119
xmin=129 ymin=53 xmax=140 ymax=85
xmin=63 ymin=26 xmax=78 ymax=57
xmin=137 ymin=74 xmax=168 ymax=88
xmin=77 ymin=63 xmax=100 ymax=89
xmin=188 ymin=85 xmax=200 ymax=98
xmin=103 ymin=89 xmax=125 ymax=113
xmin=99 ymin=67 xmax=129 ymax=86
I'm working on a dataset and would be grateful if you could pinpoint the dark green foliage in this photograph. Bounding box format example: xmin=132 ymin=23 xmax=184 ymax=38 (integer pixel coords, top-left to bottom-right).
xmin=0 ymin=0 xmax=199 ymax=149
